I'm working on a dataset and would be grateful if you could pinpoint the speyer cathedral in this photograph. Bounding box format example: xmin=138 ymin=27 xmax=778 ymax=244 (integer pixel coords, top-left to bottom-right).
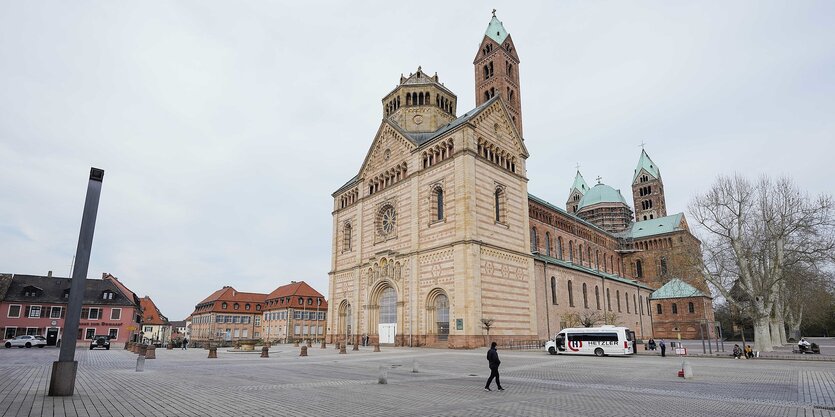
xmin=327 ymin=13 xmax=714 ymax=348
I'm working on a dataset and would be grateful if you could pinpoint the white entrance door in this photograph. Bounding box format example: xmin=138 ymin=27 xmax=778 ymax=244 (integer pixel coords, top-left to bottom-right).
xmin=378 ymin=324 xmax=396 ymax=344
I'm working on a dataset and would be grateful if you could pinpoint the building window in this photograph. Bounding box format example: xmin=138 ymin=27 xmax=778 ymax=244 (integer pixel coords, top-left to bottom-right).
xmin=640 ymin=296 xmax=644 ymax=315
xmin=102 ymin=291 xmax=115 ymax=300
xmin=343 ymin=222 xmax=352 ymax=252
xmin=567 ymin=280 xmax=574 ymax=307
xmin=379 ymin=287 xmax=397 ymax=324
xmin=579 ymin=245 xmax=584 ymax=264
xmin=616 ymin=291 xmax=621 ymax=312
xmin=29 ymin=306 xmax=42 ymax=318
xmin=656 ymin=304 xmax=662 ymax=315
xmin=557 ymin=237 xmax=563 ymax=260
xmin=110 ymin=308 xmax=121 ymax=320
xmin=531 ymin=228 xmax=538 ymax=252
xmin=108 ymin=328 xmax=118 ymax=339
xmin=88 ymin=308 xmax=101 ymax=320
xmin=222 ymin=302 xmax=227 ymax=309
xmin=245 ymin=304 xmax=251 ymax=311
xmin=569 ymin=241 xmax=574 ymax=263
xmin=550 ymin=277 xmax=557 ymax=305
xmin=635 ymin=260 xmax=643 ymax=278
xmin=50 ymin=306 xmax=62 ymax=319
xmin=432 ymin=186 xmax=445 ymax=221
xmin=672 ymin=303 xmax=678 ymax=314
xmin=660 ymin=257 xmax=668 ymax=276
xmin=688 ymin=302 xmax=695 ymax=314
xmin=8 ymin=305 xmax=21 ymax=318
xmin=582 ymin=283 xmax=588 ymax=309
xmin=494 ymin=186 xmax=506 ymax=223
xmin=607 ymin=289 xmax=611 ymax=311
xmin=85 ymin=329 xmax=95 ymax=340
xmin=234 ymin=303 xmax=239 ymax=310
xmin=625 ymin=292 xmax=630 ymax=313
xmin=595 ymin=286 xmax=601 ymax=310
xmin=595 ymin=251 xmax=600 ymax=270
xmin=545 ymin=232 xmax=551 ymax=257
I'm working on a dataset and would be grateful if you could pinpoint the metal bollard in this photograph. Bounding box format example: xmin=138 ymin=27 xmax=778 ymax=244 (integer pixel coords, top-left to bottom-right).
xmin=378 ymin=365 xmax=388 ymax=384
xmin=260 ymin=346 xmax=269 ymax=358
xmin=300 ymin=346 xmax=308 ymax=356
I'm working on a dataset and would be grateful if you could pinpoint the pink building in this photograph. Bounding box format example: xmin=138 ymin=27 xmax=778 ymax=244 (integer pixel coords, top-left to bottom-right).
xmin=0 ymin=272 xmax=141 ymax=346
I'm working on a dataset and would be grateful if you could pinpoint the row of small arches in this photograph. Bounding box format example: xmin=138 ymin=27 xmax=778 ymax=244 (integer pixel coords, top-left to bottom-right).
xmin=477 ymin=138 xmax=517 ymax=174
xmin=532 ymin=229 xmax=621 ymax=276
xmin=422 ymin=139 xmax=454 ymax=169
xmin=552 ymin=278 xmax=647 ymax=316
xmin=368 ymin=162 xmax=408 ymax=196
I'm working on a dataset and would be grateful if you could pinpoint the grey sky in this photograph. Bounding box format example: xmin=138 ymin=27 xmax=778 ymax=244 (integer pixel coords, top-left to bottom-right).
xmin=1 ymin=1 xmax=833 ymax=321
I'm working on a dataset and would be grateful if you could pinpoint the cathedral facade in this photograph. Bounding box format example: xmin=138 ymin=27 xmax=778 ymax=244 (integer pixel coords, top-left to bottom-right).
xmin=328 ymin=14 xmax=713 ymax=349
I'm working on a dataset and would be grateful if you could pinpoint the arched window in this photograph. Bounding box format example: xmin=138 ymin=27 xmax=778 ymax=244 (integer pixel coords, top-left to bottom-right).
xmin=245 ymin=304 xmax=251 ymax=311
xmin=579 ymin=245 xmax=584 ymax=264
xmin=595 ymin=286 xmax=601 ymax=310
xmin=569 ymin=241 xmax=574 ymax=263
xmin=656 ymin=304 xmax=662 ymax=315
xmin=625 ymin=293 xmax=630 ymax=313
xmin=688 ymin=302 xmax=695 ymax=314
xmin=545 ymin=232 xmax=551 ymax=256
xmin=635 ymin=260 xmax=643 ymax=278
xmin=431 ymin=186 xmax=444 ymax=222
xmin=660 ymin=257 xmax=668 ymax=276
xmin=494 ymin=187 xmax=504 ymax=223
xmin=568 ymin=280 xmax=574 ymax=307
xmin=221 ymin=302 xmax=227 ymax=309
xmin=557 ymin=237 xmax=563 ymax=260
xmin=606 ymin=289 xmax=611 ymax=311
xmin=379 ymin=288 xmax=397 ymax=324
xmin=672 ymin=303 xmax=678 ymax=314
xmin=616 ymin=291 xmax=621 ymax=312
xmin=582 ymin=283 xmax=588 ymax=308
xmin=434 ymin=294 xmax=449 ymax=340
xmin=640 ymin=296 xmax=644 ymax=315
xmin=531 ymin=228 xmax=538 ymax=252
xmin=550 ymin=277 xmax=557 ymax=305
xmin=595 ymin=251 xmax=600 ymax=270
xmin=343 ymin=222 xmax=352 ymax=252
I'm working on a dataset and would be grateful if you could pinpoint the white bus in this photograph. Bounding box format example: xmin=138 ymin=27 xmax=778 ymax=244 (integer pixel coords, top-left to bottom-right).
xmin=544 ymin=326 xmax=636 ymax=357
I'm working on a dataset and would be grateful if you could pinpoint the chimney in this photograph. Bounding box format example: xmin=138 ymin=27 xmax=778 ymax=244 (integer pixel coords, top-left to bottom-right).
xmin=47 ymin=271 xmax=52 ymax=277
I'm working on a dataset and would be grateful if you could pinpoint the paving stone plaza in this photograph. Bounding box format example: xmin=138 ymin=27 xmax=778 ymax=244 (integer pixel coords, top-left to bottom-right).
xmin=1 ymin=344 xmax=834 ymax=417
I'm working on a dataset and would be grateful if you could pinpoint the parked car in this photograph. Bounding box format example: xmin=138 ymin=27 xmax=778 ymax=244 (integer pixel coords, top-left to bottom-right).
xmin=89 ymin=335 xmax=111 ymax=350
xmin=4 ymin=335 xmax=47 ymax=348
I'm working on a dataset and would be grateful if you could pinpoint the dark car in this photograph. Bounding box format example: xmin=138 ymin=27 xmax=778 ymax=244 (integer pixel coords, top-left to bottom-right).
xmin=89 ymin=335 xmax=111 ymax=350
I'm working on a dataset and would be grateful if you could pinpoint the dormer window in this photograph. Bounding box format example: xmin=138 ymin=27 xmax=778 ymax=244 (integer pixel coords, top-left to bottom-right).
xmin=23 ymin=285 xmax=42 ymax=297
xmin=102 ymin=291 xmax=116 ymax=300
xmin=222 ymin=302 xmax=228 ymax=309
xmin=234 ymin=303 xmax=239 ymax=310
xmin=307 ymin=298 xmax=313 ymax=305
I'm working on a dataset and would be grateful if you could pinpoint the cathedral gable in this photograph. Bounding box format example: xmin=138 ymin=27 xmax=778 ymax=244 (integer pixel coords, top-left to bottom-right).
xmin=470 ymin=99 xmax=528 ymax=158
xmin=358 ymin=121 xmax=416 ymax=181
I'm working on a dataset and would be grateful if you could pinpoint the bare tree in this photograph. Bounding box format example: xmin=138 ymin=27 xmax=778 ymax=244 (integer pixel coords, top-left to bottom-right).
xmin=480 ymin=318 xmax=494 ymax=346
xmin=690 ymin=175 xmax=834 ymax=352
xmin=563 ymin=311 xmax=620 ymax=328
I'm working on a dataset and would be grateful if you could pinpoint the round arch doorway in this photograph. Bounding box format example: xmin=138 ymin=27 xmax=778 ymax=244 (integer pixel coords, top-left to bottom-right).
xmin=378 ymin=287 xmax=397 ymax=344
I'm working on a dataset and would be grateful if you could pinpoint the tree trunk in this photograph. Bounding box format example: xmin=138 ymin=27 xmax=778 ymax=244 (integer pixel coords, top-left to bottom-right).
xmin=754 ymin=316 xmax=773 ymax=352
xmin=769 ymin=319 xmax=782 ymax=347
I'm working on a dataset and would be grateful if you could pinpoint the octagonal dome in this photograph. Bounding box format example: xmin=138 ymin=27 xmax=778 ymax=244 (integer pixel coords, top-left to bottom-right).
xmin=577 ymin=183 xmax=629 ymax=210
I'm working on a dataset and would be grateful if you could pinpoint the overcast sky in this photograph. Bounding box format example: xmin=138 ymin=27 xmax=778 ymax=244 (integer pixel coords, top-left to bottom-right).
xmin=1 ymin=1 xmax=833 ymax=321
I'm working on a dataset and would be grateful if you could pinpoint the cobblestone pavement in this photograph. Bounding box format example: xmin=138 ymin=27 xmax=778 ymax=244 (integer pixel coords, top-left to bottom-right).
xmin=1 ymin=345 xmax=834 ymax=417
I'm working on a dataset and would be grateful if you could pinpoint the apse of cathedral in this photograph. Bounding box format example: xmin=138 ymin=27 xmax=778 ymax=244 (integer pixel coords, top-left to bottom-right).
xmin=328 ymin=12 xmax=714 ymax=348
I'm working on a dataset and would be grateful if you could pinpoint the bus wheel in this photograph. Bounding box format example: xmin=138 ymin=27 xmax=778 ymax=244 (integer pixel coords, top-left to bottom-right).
xmin=594 ymin=348 xmax=604 ymax=357
xmin=548 ymin=347 xmax=556 ymax=355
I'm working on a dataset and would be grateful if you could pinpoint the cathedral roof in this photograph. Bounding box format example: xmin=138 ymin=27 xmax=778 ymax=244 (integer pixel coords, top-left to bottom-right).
xmin=401 ymin=94 xmax=501 ymax=147
xmin=570 ymin=171 xmax=589 ymax=195
xmin=485 ymin=15 xmax=509 ymax=44
xmin=650 ymin=278 xmax=709 ymax=299
xmin=622 ymin=213 xmax=684 ymax=239
xmin=577 ymin=183 xmax=629 ymax=210
xmin=633 ymin=149 xmax=660 ymax=182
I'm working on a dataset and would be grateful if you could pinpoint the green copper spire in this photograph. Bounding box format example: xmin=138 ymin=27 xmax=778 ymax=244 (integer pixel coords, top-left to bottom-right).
xmin=570 ymin=171 xmax=589 ymax=195
xmin=485 ymin=10 xmax=509 ymax=44
xmin=633 ymin=149 xmax=660 ymax=182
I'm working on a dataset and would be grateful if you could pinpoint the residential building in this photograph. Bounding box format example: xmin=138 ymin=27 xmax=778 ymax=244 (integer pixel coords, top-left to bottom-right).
xmin=190 ymin=286 xmax=265 ymax=346
xmin=0 ymin=272 xmax=141 ymax=345
xmin=139 ymin=296 xmax=170 ymax=345
xmin=262 ymin=281 xmax=327 ymax=344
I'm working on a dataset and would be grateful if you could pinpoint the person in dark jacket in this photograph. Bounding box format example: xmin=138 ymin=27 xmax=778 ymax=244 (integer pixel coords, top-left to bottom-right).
xmin=659 ymin=339 xmax=666 ymax=357
xmin=484 ymin=342 xmax=504 ymax=391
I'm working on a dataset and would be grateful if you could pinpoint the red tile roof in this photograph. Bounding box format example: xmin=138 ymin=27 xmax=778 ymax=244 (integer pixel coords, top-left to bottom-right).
xmin=265 ymin=281 xmax=327 ymax=310
xmin=192 ymin=286 xmax=267 ymax=315
xmin=140 ymin=296 xmax=169 ymax=325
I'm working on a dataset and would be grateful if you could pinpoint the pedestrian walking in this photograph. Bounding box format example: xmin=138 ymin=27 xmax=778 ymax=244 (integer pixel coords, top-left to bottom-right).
xmin=182 ymin=338 xmax=188 ymax=350
xmin=659 ymin=339 xmax=666 ymax=357
xmin=484 ymin=342 xmax=504 ymax=392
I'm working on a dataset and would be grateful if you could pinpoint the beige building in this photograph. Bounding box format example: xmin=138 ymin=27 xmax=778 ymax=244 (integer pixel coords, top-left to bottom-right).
xmin=328 ymin=13 xmax=712 ymax=348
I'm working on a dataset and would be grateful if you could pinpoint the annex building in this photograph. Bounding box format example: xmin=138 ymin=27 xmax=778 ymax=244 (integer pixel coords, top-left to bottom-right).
xmin=328 ymin=13 xmax=714 ymax=349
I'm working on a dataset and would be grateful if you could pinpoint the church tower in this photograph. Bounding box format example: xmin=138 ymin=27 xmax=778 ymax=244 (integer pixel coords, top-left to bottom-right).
xmin=383 ymin=67 xmax=458 ymax=133
xmin=566 ymin=170 xmax=589 ymax=213
xmin=632 ymin=149 xmax=667 ymax=221
xmin=474 ymin=11 xmax=523 ymax=136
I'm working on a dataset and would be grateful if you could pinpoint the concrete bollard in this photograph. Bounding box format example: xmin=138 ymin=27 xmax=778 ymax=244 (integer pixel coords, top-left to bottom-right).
xmin=260 ymin=346 xmax=269 ymax=358
xmin=374 ymin=343 xmax=381 ymax=352
xmin=294 ymin=340 xmax=299 ymax=347
xmin=378 ymin=365 xmax=388 ymax=384
xmin=135 ymin=354 xmax=145 ymax=372
xmin=412 ymin=359 xmax=419 ymax=373
xmin=339 ymin=343 xmax=347 ymax=354
xmin=353 ymin=341 xmax=359 ymax=351
xmin=682 ymin=360 xmax=693 ymax=379
xmin=145 ymin=345 xmax=156 ymax=359
xmin=300 ymin=346 xmax=308 ymax=357
xmin=321 ymin=340 xmax=327 ymax=349
xmin=208 ymin=347 xmax=217 ymax=359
